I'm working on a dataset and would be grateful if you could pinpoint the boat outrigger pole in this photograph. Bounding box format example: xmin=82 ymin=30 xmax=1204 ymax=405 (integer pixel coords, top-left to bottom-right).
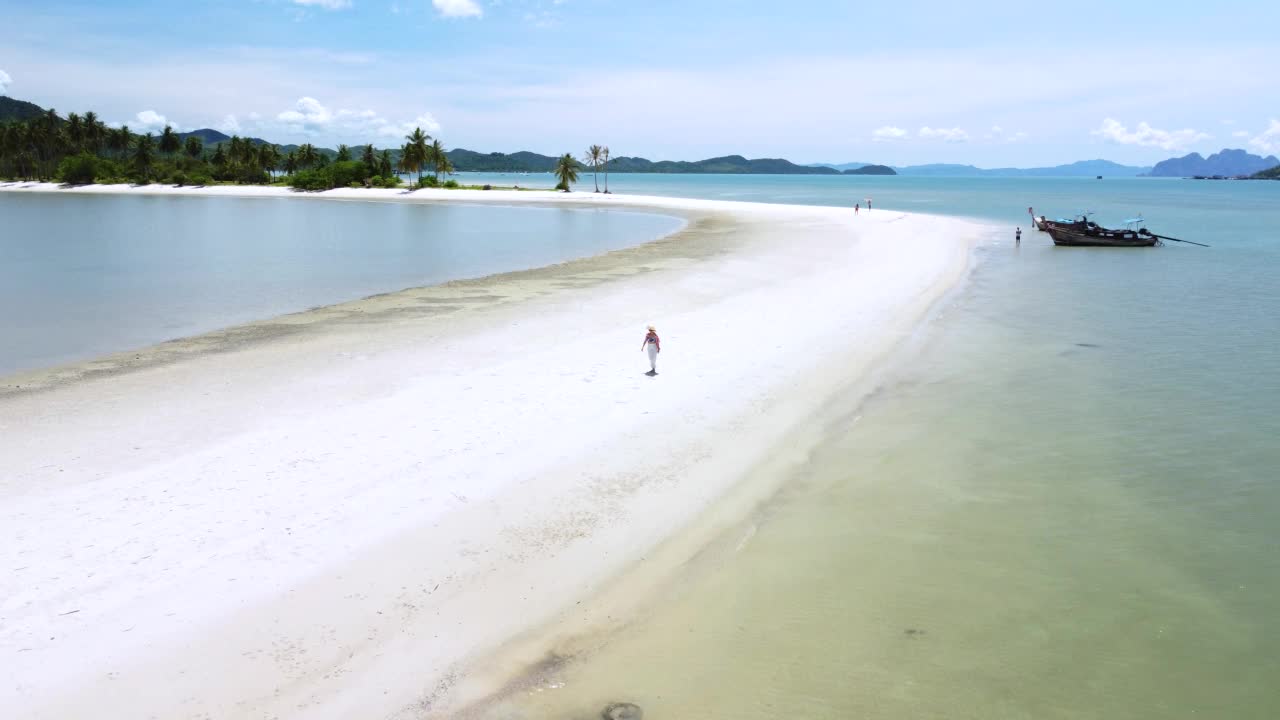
xmin=1149 ymin=233 xmax=1210 ymax=247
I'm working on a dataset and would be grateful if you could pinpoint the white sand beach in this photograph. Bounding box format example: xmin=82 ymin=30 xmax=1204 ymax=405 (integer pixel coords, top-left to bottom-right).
xmin=0 ymin=184 xmax=986 ymax=719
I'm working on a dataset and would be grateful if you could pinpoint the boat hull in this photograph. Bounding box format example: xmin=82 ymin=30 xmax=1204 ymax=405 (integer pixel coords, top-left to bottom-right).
xmin=1047 ymin=227 xmax=1159 ymax=247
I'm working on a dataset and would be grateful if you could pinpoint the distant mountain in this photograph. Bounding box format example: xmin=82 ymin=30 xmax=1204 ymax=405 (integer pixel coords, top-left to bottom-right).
xmin=1149 ymin=149 xmax=1280 ymax=178
xmin=445 ymin=149 xmax=560 ymax=172
xmin=843 ymin=164 xmax=896 ymax=175
xmin=820 ymin=162 xmax=877 ymax=172
xmin=1252 ymin=164 xmax=1280 ymax=180
xmin=443 ymin=151 xmax=842 ymax=174
xmin=0 ymin=96 xmax=50 ymax=123
xmin=815 ymin=159 xmax=1149 ymax=177
xmin=606 ymin=154 xmax=840 ymax=175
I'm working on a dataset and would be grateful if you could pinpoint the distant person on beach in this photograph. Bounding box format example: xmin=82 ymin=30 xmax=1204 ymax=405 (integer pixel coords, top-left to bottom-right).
xmin=641 ymin=325 xmax=661 ymax=375
xmin=1016 ymin=227 xmax=1022 ymax=244
xmin=855 ymin=203 xmax=860 ymax=215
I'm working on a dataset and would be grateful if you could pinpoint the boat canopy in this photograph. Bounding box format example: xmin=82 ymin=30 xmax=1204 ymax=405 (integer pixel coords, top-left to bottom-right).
xmin=1123 ymin=217 xmax=1145 ymax=224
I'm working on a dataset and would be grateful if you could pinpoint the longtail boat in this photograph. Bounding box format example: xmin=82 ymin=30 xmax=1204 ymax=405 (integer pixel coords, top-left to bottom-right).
xmin=1047 ymin=217 xmax=1158 ymax=247
xmin=1030 ymin=208 xmax=1093 ymax=232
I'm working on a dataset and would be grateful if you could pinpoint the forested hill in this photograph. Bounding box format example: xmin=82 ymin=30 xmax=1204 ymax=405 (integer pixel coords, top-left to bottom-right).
xmin=0 ymin=96 xmax=49 ymax=123
xmin=445 ymin=150 xmax=840 ymax=174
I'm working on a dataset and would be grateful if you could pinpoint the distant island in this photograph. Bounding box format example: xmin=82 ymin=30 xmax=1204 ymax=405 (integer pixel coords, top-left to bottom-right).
xmin=844 ymin=164 xmax=896 ymax=175
xmin=1252 ymin=164 xmax=1280 ymax=180
xmin=1148 ymin=149 xmax=1280 ymax=178
xmin=817 ymin=159 xmax=1152 ymax=178
xmin=451 ymin=150 xmax=841 ymax=175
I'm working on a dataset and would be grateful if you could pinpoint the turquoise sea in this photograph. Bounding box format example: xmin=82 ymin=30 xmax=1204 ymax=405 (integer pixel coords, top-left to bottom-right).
xmin=3 ymin=176 xmax=1278 ymax=717
xmin=454 ymin=174 xmax=1280 ymax=719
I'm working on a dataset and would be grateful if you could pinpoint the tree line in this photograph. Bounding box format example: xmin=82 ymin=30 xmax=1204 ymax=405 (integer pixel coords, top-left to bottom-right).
xmin=1 ymin=106 xmax=611 ymax=193
xmin=0 ymin=108 xmax=465 ymax=190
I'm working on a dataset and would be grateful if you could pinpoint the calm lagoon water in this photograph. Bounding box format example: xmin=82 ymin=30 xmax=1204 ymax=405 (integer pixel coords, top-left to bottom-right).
xmin=465 ymin=175 xmax=1280 ymax=719
xmin=0 ymin=193 xmax=682 ymax=375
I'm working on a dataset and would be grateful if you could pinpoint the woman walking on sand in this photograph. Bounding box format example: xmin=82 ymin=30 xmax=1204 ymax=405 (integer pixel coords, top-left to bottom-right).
xmin=641 ymin=325 xmax=661 ymax=375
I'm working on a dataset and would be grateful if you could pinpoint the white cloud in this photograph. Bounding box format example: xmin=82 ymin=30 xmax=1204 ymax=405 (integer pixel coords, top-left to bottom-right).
xmin=872 ymin=126 xmax=907 ymax=142
xmin=292 ymin=0 xmax=352 ymax=9
xmin=433 ymin=0 xmax=482 ymax=18
xmin=272 ymin=96 xmax=440 ymax=140
xmin=133 ymin=110 xmax=177 ymax=132
xmin=220 ymin=114 xmax=241 ymax=133
xmin=1092 ymin=118 xmax=1209 ymax=151
xmin=0 ymin=69 xmax=11 ymax=95
xmin=919 ymin=126 xmax=969 ymax=142
xmin=985 ymin=125 xmax=1029 ymax=143
xmin=1249 ymin=119 xmax=1280 ymax=154
xmin=1232 ymin=130 xmax=1250 ymax=138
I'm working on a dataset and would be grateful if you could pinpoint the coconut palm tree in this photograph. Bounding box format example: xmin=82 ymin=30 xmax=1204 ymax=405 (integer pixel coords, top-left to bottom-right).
xmin=83 ymin=111 xmax=104 ymax=155
xmin=602 ymin=146 xmax=610 ymax=193
xmin=584 ymin=144 xmax=603 ymax=192
xmin=109 ymin=125 xmax=133 ymax=161
xmin=159 ymin=125 xmax=180 ymax=157
xmin=336 ymin=144 xmax=352 ymax=162
xmin=429 ymin=139 xmax=452 ymax=182
xmin=184 ymin=136 xmax=203 ymax=160
xmin=66 ymin=113 xmax=85 ymax=151
xmin=284 ymin=150 xmax=299 ymax=175
xmin=378 ymin=149 xmax=393 ymax=178
xmin=554 ymin=153 xmax=579 ymax=192
xmin=361 ymin=144 xmax=376 ymax=174
xmin=404 ymin=127 xmax=430 ymax=187
xmin=259 ymin=144 xmax=281 ymax=178
xmin=298 ymin=143 xmax=319 ymax=169
xmin=133 ymin=133 xmax=157 ymax=182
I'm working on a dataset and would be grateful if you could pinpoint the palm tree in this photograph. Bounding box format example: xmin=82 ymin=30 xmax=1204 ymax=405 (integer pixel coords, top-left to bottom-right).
xmin=298 ymin=143 xmax=319 ymax=169
xmin=184 ymin=136 xmax=203 ymax=160
xmin=429 ymin=139 xmax=452 ymax=182
xmin=66 ymin=113 xmax=85 ymax=151
xmin=284 ymin=150 xmax=299 ymax=175
xmin=227 ymin=136 xmax=246 ymax=166
xmin=159 ymin=125 xmax=180 ymax=157
xmin=336 ymin=144 xmax=352 ymax=162
xmin=133 ymin=133 xmax=156 ymax=182
xmin=378 ymin=149 xmax=393 ymax=178
xmin=83 ymin=112 xmax=105 ymax=155
xmin=258 ymin=144 xmax=281 ymax=178
xmin=404 ymin=127 xmax=430 ymax=187
xmin=584 ymin=144 xmax=603 ymax=192
xmin=361 ymin=144 xmax=376 ymax=173
xmin=602 ymin=146 xmax=610 ymax=193
xmin=554 ymin=153 xmax=579 ymax=192
xmin=109 ymin=125 xmax=133 ymax=161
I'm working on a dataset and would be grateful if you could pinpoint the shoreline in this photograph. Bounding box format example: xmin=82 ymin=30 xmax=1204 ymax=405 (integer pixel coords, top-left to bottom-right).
xmin=0 ymin=184 xmax=990 ymax=719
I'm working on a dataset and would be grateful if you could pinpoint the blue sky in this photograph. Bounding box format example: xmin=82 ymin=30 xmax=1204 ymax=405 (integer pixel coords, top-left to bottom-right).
xmin=3 ymin=0 xmax=1278 ymax=166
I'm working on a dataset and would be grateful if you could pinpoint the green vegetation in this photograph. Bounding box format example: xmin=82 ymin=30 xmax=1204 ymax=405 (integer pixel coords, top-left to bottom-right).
xmin=554 ymin=153 xmax=580 ymax=191
xmin=584 ymin=144 xmax=604 ymax=192
xmin=0 ymin=105 xmax=446 ymax=191
xmin=1251 ymin=164 xmax=1280 ymax=179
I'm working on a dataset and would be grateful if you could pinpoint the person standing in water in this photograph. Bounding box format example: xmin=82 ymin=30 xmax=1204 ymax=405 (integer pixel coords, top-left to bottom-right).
xmin=641 ymin=325 xmax=661 ymax=375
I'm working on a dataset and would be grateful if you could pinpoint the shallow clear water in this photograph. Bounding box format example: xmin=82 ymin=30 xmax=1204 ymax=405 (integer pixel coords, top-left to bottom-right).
xmin=0 ymin=193 xmax=682 ymax=374
xmin=470 ymin=175 xmax=1280 ymax=718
